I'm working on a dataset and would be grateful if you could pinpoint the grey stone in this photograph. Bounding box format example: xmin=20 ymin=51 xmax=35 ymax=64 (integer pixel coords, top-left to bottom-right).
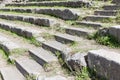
xmin=94 ymin=10 xmax=117 ymax=16
xmin=98 ymin=28 xmax=109 ymax=36
xmin=75 ymin=21 xmax=102 ymax=29
xmin=29 ymin=48 xmax=57 ymax=66
xmin=6 ymin=1 xmax=91 ymax=8
xmin=23 ymin=30 xmax=33 ymax=38
xmin=15 ymin=57 xmax=44 ymax=77
xmin=37 ymin=75 xmax=67 ymax=80
xmin=109 ymin=26 xmax=120 ymax=42
xmin=54 ymin=33 xmax=80 ymax=44
xmin=112 ymin=0 xmax=120 ymax=5
xmin=35 ymin=8 xmax=78 ymax=20
xmin=0 ymin=35 xmax=20 ymax=54
xmin=34 ymin=18 xmax=50 ymax=27
xmin=0 ymin=14 xmax=57 ymax=27
xmin=45 ymin=75 xmax=67 ymax=80
xmin=88 ymin=49 xmax=120 ymax=80
xmin=67 ymin=53 xmax=87 ymax=71
xmin=41 ymin=40 xmax=72 ymax=59
xmin=11 ymin=27 xmax=23 ymax=36
xmin=103 ymin=5 xmax=120 ymax=10
xmin=0 ymin=67 xmax=25 ymax=80
xmin=65 ymin=27 xmax=92 ymax=37
xmin=83 ymin=15 xmax=115 ymax=22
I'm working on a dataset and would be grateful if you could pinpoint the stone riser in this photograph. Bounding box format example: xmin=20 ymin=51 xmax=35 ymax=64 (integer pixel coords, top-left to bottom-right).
xmin=103 ymin=5 xmax=120 ymax=10
xmin=94 ymin=10 xmax=117 ymax=16
xmin=0 ymin=14 xmax=56 ymax=27
xmin=54 ymin=35 xmax=75 ymax=44
xmin=83 ymin=16 xmax=115 ymax=22
xmin=0 ymin=22 xmax=34 ymax=38
xmin=112 ymin=0 xmax=120 ymax=5
xmin=75 ymin=21 xmax=102 ymax=29
xmin=0 ymin=8 xmax=78 ymax=20
xmin=6 ymin=1 xmax=91 ymax=8
xmin=65 ymin=27 xmax=90 ymax=37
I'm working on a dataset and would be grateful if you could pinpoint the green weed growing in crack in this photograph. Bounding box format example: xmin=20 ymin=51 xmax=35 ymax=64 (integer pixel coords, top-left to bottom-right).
xmin=88 ymin=31 xmax=120 ymax=48
xmin=75 ymin=67 xmax=90 ymax=80
xmin=10 ymin=48 xmax=27 ymax=55
xmin=68 ymin=41 xmax=81 ymax=54
xmin=43 ymin=63 xmax=53 ymax=72
xmin=55 ymin=51 xmax=71 ymax=74
xmin=101 ymin=18 xmax=114 ymax=23
xmin=0 ymin=48 xmax=8 ymax=60
xmin=51 ymin=26 xmax=65 ymax=33
xmin=26 ymin=74 xmax=36 ymax=80
xmin=28 ymin=37 xmax=41 ymax=47
xmin=116 ymin=9 xmax=120 ymax=24
xmin=0 ymin=46 xmax=16 ymax=64
xmin=75 ymin=67 xmax=107 ymax=80
xmin=41 ymin=32 xmax=54 ymax=40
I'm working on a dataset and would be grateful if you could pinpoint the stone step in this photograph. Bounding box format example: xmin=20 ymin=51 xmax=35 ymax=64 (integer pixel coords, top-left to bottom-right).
xmin=112 ymin=0 xmax=120 ymax=5
xmin=94 ymin=10 xmax=118 ymax=16
xmin=88 ymin=49 xmax=120 ymax=80
xmin=40 ymin=40 xmax=72 ymax=59
xmin=64 ymin=27 xmax=94 ymax=37
xmin=54 ymin=33 xmax=80 ymax=44
xmin=75 ymin=21 xmax=102 ymax=29
xmin=15 ymin=57 xmax=44 ymax=77
xmin=0 ymin=21 xmax=42 ymax=38
xmin=5 ymin=1 xmax=91 ymax=8
xmin=0 ymin=67 xmax=25 ymax=80
xmin=0 ymin=14 xmax=58 ymax=27
xmin=38 ymin=75 xmax=67 ymax=80
xmin=0 ymin=8 xmax=78 ymax=20
xmin=29 ymin=48 xmax=58 ymax=66
xmin=83 ymin=15 xmax=115 ymax=22
xmin=0 ymin=35 xmax=20 ymax=54
xmin=103 ymin=5 xmax=120 ymax=10
xmin=108 ymin=25 xmax=120 ymax=42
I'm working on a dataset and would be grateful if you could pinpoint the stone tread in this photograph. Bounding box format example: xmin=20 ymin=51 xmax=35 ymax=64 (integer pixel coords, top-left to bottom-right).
xmin=54 ymin=33 xmax=81 ymax=43
xmin=29 ymin=48 xmax=58 ymax=66
xmin=88 ymin=49 xmax=120 ymax=80
xmin=0 ymin=13 xmax=57 ymax=27
xmin=0 ymin=67 xmax=25 ymax=80
xmin=42 ymin=40 xmax=72 ymax=54
xmin=0 ymin=20 xmax=43 ymax=38
xmin=15 ymin=57 xmax=44 ymax=76
xmin=75 ymin=21 xmax=102 ymax=29
xmin=64 ymin=27 xmax=94 ymax=37
xmin=0 ymin=35 xmax=20 ymax=53
xmin=5 ymin=1 xmax=90 ymax=7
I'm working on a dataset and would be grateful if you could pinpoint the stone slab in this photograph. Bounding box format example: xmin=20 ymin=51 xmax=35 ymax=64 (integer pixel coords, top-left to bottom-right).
xmin=88 ymin=49 xmax=120 ymax=80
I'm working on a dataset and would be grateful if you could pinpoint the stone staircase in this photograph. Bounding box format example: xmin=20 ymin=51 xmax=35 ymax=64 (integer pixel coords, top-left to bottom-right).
xmin=0 ymin=0 xmax=119 ymax=80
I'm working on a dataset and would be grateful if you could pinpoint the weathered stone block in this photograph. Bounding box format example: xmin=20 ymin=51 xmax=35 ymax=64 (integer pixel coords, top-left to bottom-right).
xmin=112 ymin=0 xmax=120 ymax=5
xmin=34 ymin=18 xmax=50 ymax=27
xmin=88 ymin=49 xmax=120 ymax=80
xmin=109 ymin=26 xmax=120 ymax=42
xmin=67 ymin=53 xmax=87 ymax=71
xmin=11 ymin=27 xmax=23 ymax=36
